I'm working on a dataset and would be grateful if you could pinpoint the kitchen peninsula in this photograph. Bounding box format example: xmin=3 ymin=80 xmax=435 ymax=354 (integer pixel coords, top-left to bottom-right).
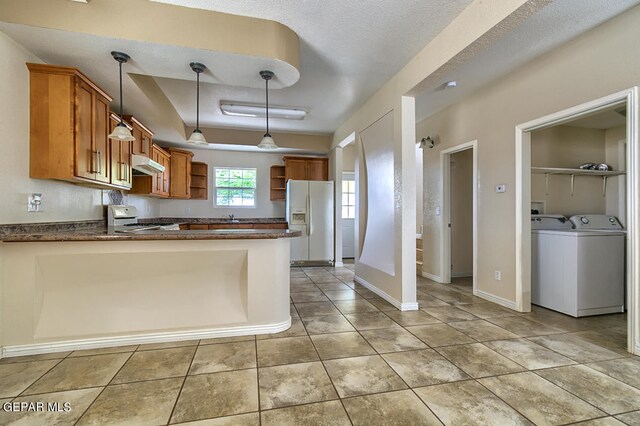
xmin=0 ymin=222 xmax=300 ymax=358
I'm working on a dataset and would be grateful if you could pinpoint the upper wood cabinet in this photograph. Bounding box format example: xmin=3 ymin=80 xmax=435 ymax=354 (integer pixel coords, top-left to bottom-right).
xmin=108 ymin=113 xmax=133 ymax=189
xmin=130 ymin=143 xmax=170 ymax=197
xmin=123 ymin=115 xmax=152 ymax=157
xmin=168 ymin=148 xmax=194 ymax=199
xmin=283 ymin=156 xmax=328 ymax=181
xmin=28 ymin=63 xmax=119 ymax=188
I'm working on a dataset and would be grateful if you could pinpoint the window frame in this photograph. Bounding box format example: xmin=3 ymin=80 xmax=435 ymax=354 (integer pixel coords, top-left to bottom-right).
xmin=342 ymin=179 xmax=356 ymax=219
xmin=213 ymin=166 xmax=258 ymax=208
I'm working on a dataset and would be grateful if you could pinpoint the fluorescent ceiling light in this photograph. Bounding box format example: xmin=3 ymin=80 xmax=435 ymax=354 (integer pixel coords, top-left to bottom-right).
xmin=220 ymin=102 xmax=306 ymax=120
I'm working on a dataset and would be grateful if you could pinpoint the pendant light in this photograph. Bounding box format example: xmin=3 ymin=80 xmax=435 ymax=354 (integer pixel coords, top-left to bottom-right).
xmin=108 ymin=51 xmax=135 ymax=141
xmin=258 ymin=70 xmax=278 ymax=150
xmin=187 ymin=62 xmax=208 ymax=145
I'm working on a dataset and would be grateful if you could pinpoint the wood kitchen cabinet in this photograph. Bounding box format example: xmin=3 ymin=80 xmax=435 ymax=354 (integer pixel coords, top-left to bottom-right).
xmin=123 ymin=115 xmax=152 ymax=157
xmin=28 ymin=63 xmax=120 ymax=188
xmin=283 ymin=156 xmax=328 ymax=181
xmin=270 ymin=165 xmax=286 ymax=201
xmin=130 ymin=143 xmax=170 ymax=197
xmin=168 ymin=148 xmax=194 ymax=199
xmin=109 ymin=113 xmax=133 ymax=189
xmin=190 ymin=162 xmax=209 ymax=200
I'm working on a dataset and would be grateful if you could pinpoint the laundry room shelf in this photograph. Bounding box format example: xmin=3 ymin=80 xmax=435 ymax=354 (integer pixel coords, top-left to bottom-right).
xmin=531 ymin=167 xmax=626 ymax=196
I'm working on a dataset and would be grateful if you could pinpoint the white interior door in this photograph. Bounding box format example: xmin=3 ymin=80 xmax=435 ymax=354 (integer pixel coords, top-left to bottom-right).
xmin=342 ymin=174 xmax=356 ymax=258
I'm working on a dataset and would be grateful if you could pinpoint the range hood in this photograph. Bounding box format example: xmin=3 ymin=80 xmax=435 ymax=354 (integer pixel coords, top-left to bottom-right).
xmin=131 ymin=155 xmax=165 ymax=175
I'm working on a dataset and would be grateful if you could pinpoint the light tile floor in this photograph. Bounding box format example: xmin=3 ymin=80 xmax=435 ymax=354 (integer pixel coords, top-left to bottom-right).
xmin=1 ymin=265 xmax=639 ymax=425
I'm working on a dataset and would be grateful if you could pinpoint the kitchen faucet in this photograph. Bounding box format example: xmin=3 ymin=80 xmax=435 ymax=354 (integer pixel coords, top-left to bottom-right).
xmin=228 ymin=214 xmax=235 ymax=221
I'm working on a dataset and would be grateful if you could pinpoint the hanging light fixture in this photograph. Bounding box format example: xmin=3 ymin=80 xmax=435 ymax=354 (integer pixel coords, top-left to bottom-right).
xmin=108 ymin=51 xmax=135 ymax=141
xmin=187 ymin=62 xmax=208 ymax=145
xmin=258 ymin=70 xmax=278 ymax=150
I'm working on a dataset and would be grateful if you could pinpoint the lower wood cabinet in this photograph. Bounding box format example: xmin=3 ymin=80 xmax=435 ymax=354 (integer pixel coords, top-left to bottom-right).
xmin=181 ymin=223 xmax=288 ymax=230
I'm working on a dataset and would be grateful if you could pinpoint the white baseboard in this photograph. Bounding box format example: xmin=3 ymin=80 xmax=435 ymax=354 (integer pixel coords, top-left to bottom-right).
xmin=354 ymin=276 xmax=418 ymax=311
xmin=2 ymin=318 xmax=291 ymax=358
xmin=334 ymin=261 xmax=344 ymax=267
xmin=421 ymin=272 xmax=444 ymax=283
xmin=474 ymin=289 xmax=518 ymax=311
xmin=451 ymin=272 xmax=473 ymax=278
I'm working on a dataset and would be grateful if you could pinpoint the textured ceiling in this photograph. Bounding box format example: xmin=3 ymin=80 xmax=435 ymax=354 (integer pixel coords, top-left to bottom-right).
xmin=414 ymin=0 xmax=640 ymax=124
xmin=148 ymin=0 xmax=475 ymax=134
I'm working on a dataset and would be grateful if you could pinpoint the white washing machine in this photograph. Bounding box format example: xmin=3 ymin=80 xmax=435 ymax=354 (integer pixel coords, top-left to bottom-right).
xmin=532 ymin=214 xmax=625 ymax=317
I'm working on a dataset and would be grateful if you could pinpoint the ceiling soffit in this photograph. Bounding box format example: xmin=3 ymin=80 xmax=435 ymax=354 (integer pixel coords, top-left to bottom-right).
xmin=0 ymin=0 xmax=301 ymax=88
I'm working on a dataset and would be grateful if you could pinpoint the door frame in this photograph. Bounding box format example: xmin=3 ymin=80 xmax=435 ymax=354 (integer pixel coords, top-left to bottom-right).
xmin=440 ymin=140 xmax=478 ymax=295
xmin=515 ymin=87 xmax=639 ymax=355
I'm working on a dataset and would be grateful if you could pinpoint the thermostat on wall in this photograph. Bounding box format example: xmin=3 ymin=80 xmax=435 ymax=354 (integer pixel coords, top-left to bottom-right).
xmin=495 ymin=184 xmax=506 ymax=193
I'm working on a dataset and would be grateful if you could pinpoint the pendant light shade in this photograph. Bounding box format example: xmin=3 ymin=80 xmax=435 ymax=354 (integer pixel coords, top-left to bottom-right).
xmin=108 ymin=51 xmax=135 ymax=141
xmin=187 ymin=62 xmax=208 ymax=145
xmin=258 ymin=70 xmax=278 ymax=150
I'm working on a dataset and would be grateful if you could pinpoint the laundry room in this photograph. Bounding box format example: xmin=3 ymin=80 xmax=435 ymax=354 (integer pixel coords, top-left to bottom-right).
xmin=530 ymin=105 xmax=628 ymax=322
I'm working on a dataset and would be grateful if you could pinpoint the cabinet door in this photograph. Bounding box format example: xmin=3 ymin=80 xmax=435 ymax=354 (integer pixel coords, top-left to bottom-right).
xmin=170 ymin=151 xmax=192 ymax=198
xmin=151 ymin=147 xmax=161 ymax=194
xmin=131 ymin=126 xmax=144 ymax=156
xmin=141 ymin=131 xmax=152 ymax=157
xmin=94 ymin=93 xmax=111 ymax=183
xmin=307 ymin=159 xmax=328 ymax=181
xmin=285 ymin=159 xmax=308 ymax=181
xmin=75 ymin=81 xmax=95 ymax=180
xmin=162 ymin=155 xmax=171 ymax=196
xmin=121 ymin=139 xmax=132 ymax=188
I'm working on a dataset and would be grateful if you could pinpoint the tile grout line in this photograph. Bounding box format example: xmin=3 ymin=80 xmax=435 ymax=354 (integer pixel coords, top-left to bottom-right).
xmin=72 ymin=350 xmax=137 ymax=426
xmin=165 ymin=338 xmax=201 ymax=425
xmin=302 ymin=268 xmax=356 ymax=425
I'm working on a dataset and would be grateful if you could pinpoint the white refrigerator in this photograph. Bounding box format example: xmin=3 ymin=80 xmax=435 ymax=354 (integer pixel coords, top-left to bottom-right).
xmin=286 ymin=180 xmax=334 ymax=264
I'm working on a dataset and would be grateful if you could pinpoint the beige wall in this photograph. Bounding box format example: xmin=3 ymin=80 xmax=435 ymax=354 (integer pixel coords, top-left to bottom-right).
xmin=151 ymin=148 xmax=289 ymax=219
xmin=531 ymin=125 xmax=606 ymax=217
xmin=605 ymin=125 xmax=627 ymax=225
xmin=331 ymin=1 xmax=533 ymax=306
xmin=418 ymin=5 xmax=640 ymax=303
xmin=343 ymin=145 xmax=356 ymax=172
xmin=0 ymin=31 xmax=104 ymax=224
xmin=450 ymin=149 xmax=473 ymax=277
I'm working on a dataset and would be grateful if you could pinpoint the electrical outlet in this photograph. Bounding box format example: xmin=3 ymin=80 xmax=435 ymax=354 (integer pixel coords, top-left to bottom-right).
xmin=184 ymin=207 xmax=191 ymax=214
xmin=494 ymin=270 xmax=502 ymax=281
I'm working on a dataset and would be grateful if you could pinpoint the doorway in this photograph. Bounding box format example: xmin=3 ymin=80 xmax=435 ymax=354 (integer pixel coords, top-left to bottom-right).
xmin=516 ymin=87 xmax=639 ymax=354
xmin=441 ymin=140 xmax=478 ymax=294
xmin=342 ymin=172 xmax=356 ymax=259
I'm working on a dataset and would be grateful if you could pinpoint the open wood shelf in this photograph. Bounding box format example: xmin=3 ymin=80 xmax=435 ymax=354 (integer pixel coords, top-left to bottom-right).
xmin=190 ymin=162 xmax=208 ymax=200
xmin=270 ymin=165 xmax=287 ymax=201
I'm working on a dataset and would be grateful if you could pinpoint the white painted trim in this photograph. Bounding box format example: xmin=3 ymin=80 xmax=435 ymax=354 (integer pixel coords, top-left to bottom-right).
xmin=334 ymin=261 xmax=344 ymax=267
xmin=354 ymin=275 xmax=418 ymax=311
xmin=440 ymin=140 xmax=478 ymax=298
xmin=421 ymin=272 xmax=444 ymax=283
xmin=451 ymin=272 xmax=473 ymax=278
xmin=1 ymin=318 xmax=292 ymax=358
xmin=474 ymin=289 xmax=518 ymax=311
xmin=515 ymin=87 xmax=639 ymax=354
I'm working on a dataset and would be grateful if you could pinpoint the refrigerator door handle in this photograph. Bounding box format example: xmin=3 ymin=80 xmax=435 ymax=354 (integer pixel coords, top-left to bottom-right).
xmin=309 ymin=193 xmax=313 ymax=236
xmin=306 ymin=194 xmax=311 ymax=236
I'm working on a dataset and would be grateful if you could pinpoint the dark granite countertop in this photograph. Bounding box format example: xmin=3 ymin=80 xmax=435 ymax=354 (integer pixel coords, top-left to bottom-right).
xmin=138 ymin=217 xmax=287 ymax=225
xmin=0 ymin=227 xmax=301 ymax=242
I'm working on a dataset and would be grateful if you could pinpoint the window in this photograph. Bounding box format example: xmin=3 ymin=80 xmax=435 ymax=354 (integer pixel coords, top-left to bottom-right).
xmin=342 ymin=180 xmax=356 ymax=218
xmin=214 ymin=167 xmax=257 ymax=207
